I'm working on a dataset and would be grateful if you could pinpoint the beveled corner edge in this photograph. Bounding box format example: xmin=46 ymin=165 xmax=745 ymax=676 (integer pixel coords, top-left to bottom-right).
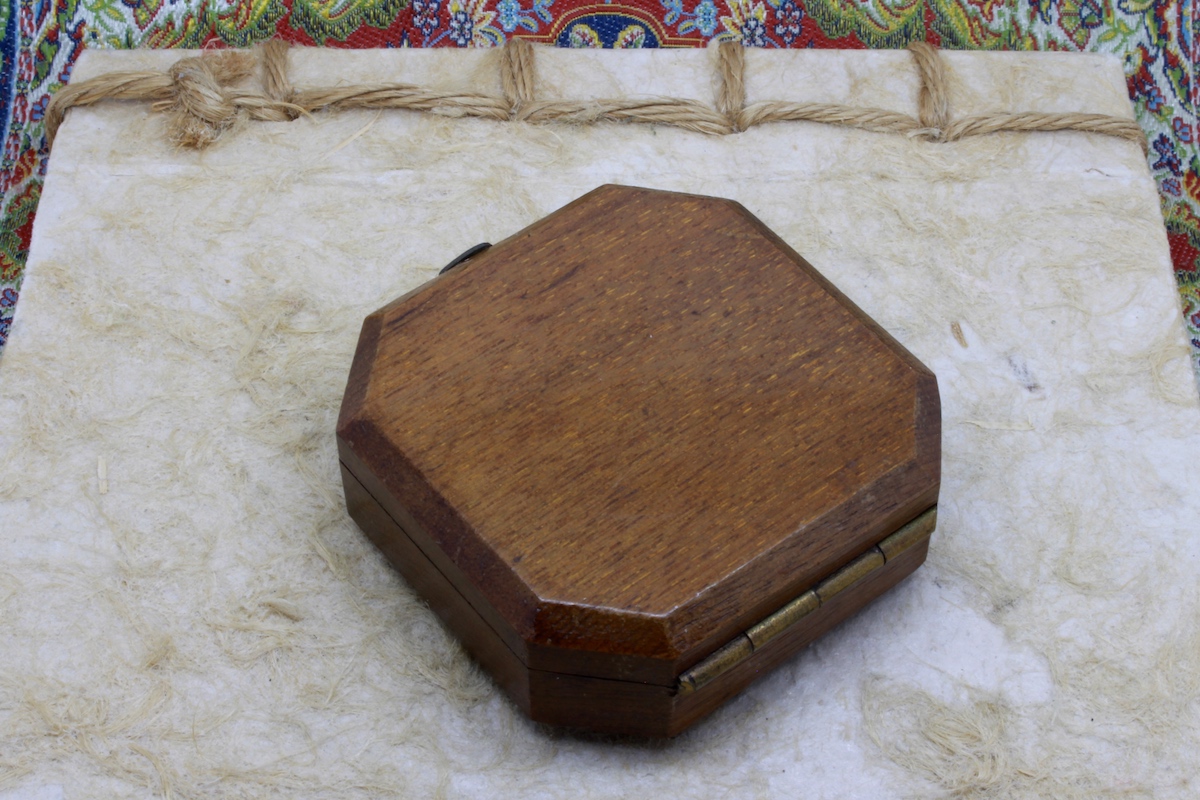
xmin=676 ymin=507 xmax=937 ymax=696
xmin=339 ymin=186 xmax=945 ymax=688
xmin=336 ymin=311 xmax=384 ymax=435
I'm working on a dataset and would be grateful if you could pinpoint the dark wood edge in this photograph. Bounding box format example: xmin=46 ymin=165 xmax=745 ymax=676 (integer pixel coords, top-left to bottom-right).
xmin=341 ymin=183 xmax=942 ymax=676
xmin=723 ymin=197 xmax=936 ymax=381
xmin=677 ymin=507 xmax=935 ymax=694
xmin=665 ymin=532 xmax=931 ymax=737
xmin=664 ymin=462 xmax=939 ymax=671
xmin=336 ymin=313 xmax=382 ymax=434
xmin=526 ymin=532 xmax=931 ymax=738
xmin=346 ymin=443 xmax=936 ymax=702
xmin=915 ymin=368 xmax=943 ymax=495
xmin=338 ymin=439 xmax=539 ymax=662
xmin=336 ymin=186 xmax=643 ymax=653
xmin=341 ymin=462 xmax=533 ymax=713
xmin=342 ymin=445 xmax=684 ymax=685
xmin=651 ymin=197 xmax=944 ymax=659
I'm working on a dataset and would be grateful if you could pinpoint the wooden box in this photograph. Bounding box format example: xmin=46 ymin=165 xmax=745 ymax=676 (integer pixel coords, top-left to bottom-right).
xmin=337 ymin=185 xmax=940 ymax=737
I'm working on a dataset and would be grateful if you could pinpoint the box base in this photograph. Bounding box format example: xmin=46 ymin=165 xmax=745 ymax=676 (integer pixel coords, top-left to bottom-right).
xmin=342 ymin=463 xmax=930 ymax=738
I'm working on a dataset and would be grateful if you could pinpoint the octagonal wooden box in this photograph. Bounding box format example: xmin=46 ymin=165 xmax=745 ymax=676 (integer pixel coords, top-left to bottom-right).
xmin=337 ymin=185 xmax=940 ymax=738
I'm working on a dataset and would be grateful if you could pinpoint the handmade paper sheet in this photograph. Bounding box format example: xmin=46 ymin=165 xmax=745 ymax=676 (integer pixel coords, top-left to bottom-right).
xmin=1 ymin=45 xmax=1196 ymax=798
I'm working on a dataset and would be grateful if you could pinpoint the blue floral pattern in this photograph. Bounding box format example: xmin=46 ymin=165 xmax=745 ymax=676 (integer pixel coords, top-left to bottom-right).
xmin=413 ymin=0 xmax=444 ymax=38
xmin=773 ymin=0 xmax=801 ymax=45
xmin=496 ymin=0 xmax=553 ymax=32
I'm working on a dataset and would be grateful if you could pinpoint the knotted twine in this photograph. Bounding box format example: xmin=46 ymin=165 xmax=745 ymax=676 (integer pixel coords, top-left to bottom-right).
xmin=44 ymin=38 xmax=1148 ymax=154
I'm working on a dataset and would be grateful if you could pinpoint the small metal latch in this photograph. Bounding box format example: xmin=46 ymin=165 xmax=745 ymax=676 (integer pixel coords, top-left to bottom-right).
xmin=676 ymin=507 xmax=938 ymax=696
xmin=439 ymin=242 xmax=492 ymax=275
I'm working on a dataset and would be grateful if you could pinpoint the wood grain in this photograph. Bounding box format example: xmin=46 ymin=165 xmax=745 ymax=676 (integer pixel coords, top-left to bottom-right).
xmin=343 ymin=458 xmax=930 ymax=737
xmin=538 ymin=535 xmax=930 ymax=738
xmin=341 ymin=462 xmax=533 ymax=712
xmin=338 ymin=184 xmax=940 ymax=733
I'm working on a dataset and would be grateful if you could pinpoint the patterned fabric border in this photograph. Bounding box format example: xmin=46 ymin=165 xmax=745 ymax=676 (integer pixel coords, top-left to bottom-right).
xmin=1 ymin=0 xmax=1197 ymax=380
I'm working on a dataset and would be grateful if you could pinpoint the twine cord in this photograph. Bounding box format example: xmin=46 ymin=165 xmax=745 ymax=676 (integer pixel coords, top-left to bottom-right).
xmin=501 ymin=36 xmax=536 ymax=114
xmin=716 ymin=42 xmax=746 ymax=131
xmin=44 ymin=39 xmax=1148 ymax=154
xmin=909 ymin=41 xmax=951 ymax=133
xmin=259 ymin=39 xmax=295 ymax=106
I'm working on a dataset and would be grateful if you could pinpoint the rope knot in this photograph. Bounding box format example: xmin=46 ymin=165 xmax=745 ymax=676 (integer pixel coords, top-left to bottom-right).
xmin=155 ymin=51 xmax=256 ymax=148
xmin=42 ymin=38 xmax=1149 ymax=155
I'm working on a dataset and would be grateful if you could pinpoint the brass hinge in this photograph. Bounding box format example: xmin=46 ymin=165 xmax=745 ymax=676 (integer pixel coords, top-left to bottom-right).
xmin=676 ymin=507 xmax=937 ymax=695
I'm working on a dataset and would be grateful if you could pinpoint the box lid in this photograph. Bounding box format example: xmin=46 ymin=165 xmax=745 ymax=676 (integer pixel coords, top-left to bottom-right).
xmin=337 ymin=185 xmax=940 ymax=687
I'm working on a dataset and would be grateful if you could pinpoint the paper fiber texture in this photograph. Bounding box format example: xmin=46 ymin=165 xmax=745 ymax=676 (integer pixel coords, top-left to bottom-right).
xmin=1 ymin=46 xmax=1196 ymax=799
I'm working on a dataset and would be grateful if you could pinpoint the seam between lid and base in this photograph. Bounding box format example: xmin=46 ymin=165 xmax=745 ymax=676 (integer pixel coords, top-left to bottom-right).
xmin=676 ymin=507 xmax=937 ymax=695
xmin=347 ymin=455 xmax=935 ymax=695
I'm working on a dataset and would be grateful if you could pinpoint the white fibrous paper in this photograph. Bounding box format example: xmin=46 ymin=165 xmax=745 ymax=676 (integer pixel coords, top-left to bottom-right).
xmin=1 ymin=46 xmax=1197 ymax=799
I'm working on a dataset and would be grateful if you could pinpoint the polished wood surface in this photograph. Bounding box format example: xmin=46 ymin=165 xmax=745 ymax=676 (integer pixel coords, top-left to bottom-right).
xmin=533 ymin=536 xmax=931 ymax=738
xmin=343 ymin=455 xmax=930 ymax=738
xmin=338 ymin=184 xmax=940 ymax=733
